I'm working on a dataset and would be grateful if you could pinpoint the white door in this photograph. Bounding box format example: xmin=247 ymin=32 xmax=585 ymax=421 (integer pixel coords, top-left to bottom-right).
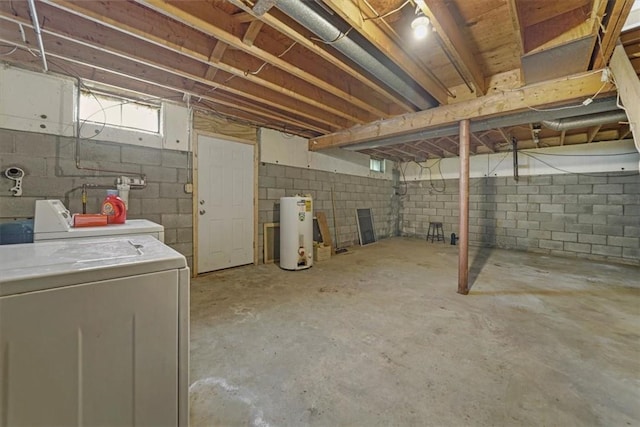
xmin=197 ymin=135 xmax=254 ymax=273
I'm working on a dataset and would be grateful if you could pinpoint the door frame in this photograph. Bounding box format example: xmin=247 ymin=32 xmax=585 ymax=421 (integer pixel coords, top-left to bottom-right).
xmin=192 ymin=130 xmax=259 ymax=276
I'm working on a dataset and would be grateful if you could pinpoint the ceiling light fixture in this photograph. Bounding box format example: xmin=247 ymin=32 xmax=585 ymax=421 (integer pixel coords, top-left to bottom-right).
xmin=411 ymin=13 xmax=430 ymax=39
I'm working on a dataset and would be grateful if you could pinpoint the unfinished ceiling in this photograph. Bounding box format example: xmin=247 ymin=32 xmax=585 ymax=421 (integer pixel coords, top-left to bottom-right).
xmin=0 ymin=0 xmax=635 ymax=160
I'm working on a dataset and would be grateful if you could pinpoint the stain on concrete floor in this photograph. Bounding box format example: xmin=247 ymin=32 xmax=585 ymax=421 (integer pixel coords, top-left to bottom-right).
xmin=190 ymin=237 xmax=640 ymax=426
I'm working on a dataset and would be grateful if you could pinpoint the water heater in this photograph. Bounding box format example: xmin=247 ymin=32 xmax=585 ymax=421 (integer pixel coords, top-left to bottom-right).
xmin=279 ymin=196 xmax=313 ymax=270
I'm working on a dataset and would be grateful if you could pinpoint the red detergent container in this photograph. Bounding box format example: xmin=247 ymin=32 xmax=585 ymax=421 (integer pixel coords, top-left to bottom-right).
xmin=101 ymin=190 xmax=126 ymax=224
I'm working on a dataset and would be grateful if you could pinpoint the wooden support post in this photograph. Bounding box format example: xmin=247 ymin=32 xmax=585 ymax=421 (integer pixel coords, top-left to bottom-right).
xmin=458 ymin=119 xmax=470 ymax=295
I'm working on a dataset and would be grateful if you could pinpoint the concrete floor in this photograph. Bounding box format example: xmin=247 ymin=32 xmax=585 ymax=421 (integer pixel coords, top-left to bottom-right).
xmin=189 ymin=237 xmax=640 ymax=426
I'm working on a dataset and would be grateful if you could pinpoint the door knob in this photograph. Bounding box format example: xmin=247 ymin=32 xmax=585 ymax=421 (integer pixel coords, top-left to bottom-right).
xmin=199 ymin=209 xmax=206 ymax=215
xmin=199 ymin=200 xmax=205 ymax=205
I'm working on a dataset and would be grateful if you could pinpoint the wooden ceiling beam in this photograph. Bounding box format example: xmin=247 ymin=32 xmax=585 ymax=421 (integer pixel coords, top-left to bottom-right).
xmin=242 ymin=20 xmax=264 ymax=47
xmin=415 ymin=140 xmax=450 ymax=158
xmin=560 ymin=130 xmax=567 ymax=146
xmin=4 ymin=4 xmax=361 ymax=128
xmin=208 ymin=91 xmax=330 ymax=134
xmin=204 ymin=41 xmax=228 ymax=81
xmin=0 ymin=42 xmax=330 ymax=135
xmin=419 ymin=0 xmax=486 ymax=95
xmin=219 ymin=48 xmax=375 ymax=124
xmin=387 ymin=146 xmax=416 ymax=161
xmin=621 ymin=28 xmax=640 ymax=45
xmin=442 ymin=136 xmax=459 ymax=147
xmin=233 ymin=11 xmax=257 ymax=24
xmin=593 ymin=0 xmax=635 ymax=69
xmin=135 ymin=0 xmax=382 ymax=121
xmin=309 ymin=70 xmax=614 ymax=150
xmin=618 ymin=125 xmax=632 ymax=140
xmin=624 ymin=42 xmax=640 ymax=57
xmin=227 ymin=1 xmax=416 ymax=113
xmin=409 ymin=143 xmax=438 ymax=159
xmin=45 ymin=0 xmax=387 ymax=121
xmin=471 ymin=133 xmax=495 ymax=153
xmin=0 ymin=16 xmax=348 ymax=132
xmin=587 ymin=125 xmax=602 ymax=143
xmin=507 ymin=0 xmax=525 ymax=57
xmin=43 ymin=0 xmax=389 ymax=122
xmin=393 ymin=145 xmax=424 ymax=160
xmin=320 ymin=0 xmax=449 ymax=104
xmin=496 ymin=127 xmax=512 ymax=145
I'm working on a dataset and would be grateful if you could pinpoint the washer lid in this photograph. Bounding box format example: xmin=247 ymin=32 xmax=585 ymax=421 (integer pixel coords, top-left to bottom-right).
xmin=0 ymin=235 xmax=187 ymax=296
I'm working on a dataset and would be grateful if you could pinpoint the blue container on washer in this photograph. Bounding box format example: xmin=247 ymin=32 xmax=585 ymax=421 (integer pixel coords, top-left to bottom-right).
xmin=0 ymin=219 xmax=34 ymax=245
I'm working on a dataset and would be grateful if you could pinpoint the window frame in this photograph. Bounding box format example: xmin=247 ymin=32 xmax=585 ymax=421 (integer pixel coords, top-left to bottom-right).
xmin=370 ymin=158 xmax=385 ymax=173
xmin=78 ymin=90 xmax=161 ymax=134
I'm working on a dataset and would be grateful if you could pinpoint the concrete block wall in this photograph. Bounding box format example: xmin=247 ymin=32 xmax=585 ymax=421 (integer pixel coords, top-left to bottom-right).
xmin=0 ymin=128 xmax=193 ymax=267
xmin=258 ymin=162 xmax=396 ymax=263
xmin=402 ymin=172 xmax=640 ymax=265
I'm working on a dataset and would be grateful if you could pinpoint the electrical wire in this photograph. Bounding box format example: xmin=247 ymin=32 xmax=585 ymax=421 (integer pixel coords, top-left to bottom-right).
xmin=310 ymin=27 xmax=354 ymax=45
xmin=245 ymin=41 xmax=297 ymax=76
xmin=518 ymin=151 xmax=639 ymax=177
xmin=0 ymin=45 xmax=17 ymax=56
xmin=361 ymin=0 xmax=411 ymax=21
xmin=411 ymin=158 xmax=446 ymax=193
xmin=592 ymin=12 xmax=608 ymax=67
xmin=395 ymin=162 xmax=408 ymax=196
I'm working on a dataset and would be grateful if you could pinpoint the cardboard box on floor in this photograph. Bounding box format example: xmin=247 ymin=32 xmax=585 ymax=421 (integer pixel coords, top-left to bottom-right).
xmin=314 ymin=243 xmax=331 ymax=261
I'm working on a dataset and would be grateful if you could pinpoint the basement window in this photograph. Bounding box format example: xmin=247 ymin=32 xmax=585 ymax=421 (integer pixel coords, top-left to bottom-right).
xmin=370 ymin=158 xmax=385 ymax=173
xmin=79 ymin=91 xmax=160 ymax=133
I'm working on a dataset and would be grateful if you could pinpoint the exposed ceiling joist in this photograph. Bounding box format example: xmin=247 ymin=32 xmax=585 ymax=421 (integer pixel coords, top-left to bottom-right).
xmin=321 ymin=0 xmax=449 ymax=104
xmin=471 ymin=133 xmax=495 ymax=153
xmin=233 ymin=11 xmax=257 ymax=24
xmin=204 ymin=41 xmax=228 ymax=81
xmin=496 ymin=127 xmax=512 ymax=145
xmin=587 ymin=125 xmax=602 ymax=143
xmin=0 ymin=18 xmax=346 ymax=132
xmin=49 ymin=1 xmax=395 ymax=122
xmin=410 ymin=142 xmax=440 ymax=159
xmin=242 ymin=20 xmax=264 ymax=46
xmin=418 ymin=0 xmax=486 ymax=95
xmin=0 ymin=0 xmax=632 ymax=158
xmin=2 ymin=44 xmax=323 ymax=136
xmin=226 ymin=0 xmax=417 ymax=113
xmin=309 ymin=71 xmax=614 ymax=150
xmin=134 ymin=0 xmax=385 ymax=121
xmin=507 ymin=0 xmax=525 ymax=59
xmin=417 ymin=139 xmax=455 ymax=157
xmin=592 ymin=0 xmax=635 ymax=69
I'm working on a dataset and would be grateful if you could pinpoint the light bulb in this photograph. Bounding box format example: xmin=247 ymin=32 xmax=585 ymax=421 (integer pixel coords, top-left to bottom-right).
xmin=411 ymin=15 xmax=430 ymax=40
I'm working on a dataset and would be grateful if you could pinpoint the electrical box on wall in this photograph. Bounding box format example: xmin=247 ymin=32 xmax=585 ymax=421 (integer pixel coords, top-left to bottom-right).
xmin=163 ymin=102 xmax=190 ymax=151
xmin=0 ymin=66 xmax=75 ymax=137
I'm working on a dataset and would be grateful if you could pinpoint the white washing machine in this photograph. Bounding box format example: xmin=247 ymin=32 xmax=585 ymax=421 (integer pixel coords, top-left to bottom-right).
xmin=33 ymin=199 xmax=165 ymax=242
xmin=0 ymin=235 xmax=189 ymax=427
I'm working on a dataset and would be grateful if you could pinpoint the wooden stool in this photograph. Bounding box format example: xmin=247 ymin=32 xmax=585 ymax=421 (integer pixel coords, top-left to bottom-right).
xmin=426 ymin=222 xmax=445 ymax=243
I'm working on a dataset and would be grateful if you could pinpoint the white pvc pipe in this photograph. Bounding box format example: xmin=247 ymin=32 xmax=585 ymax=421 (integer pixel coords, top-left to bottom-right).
xmin=27 ymin=0 xmax=48 ymax=72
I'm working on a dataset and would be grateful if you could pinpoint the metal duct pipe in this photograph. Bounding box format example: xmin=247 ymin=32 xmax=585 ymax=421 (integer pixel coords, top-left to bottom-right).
xmin=541 ymin=110 xmax=628 ymax=131
xmin=27 ymin=0 xmax=48 ymax=72
xmin=342 ymin=97 xmax=623 ymax=151
xmin=274 ymin=0 xmax=436 ymax=110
